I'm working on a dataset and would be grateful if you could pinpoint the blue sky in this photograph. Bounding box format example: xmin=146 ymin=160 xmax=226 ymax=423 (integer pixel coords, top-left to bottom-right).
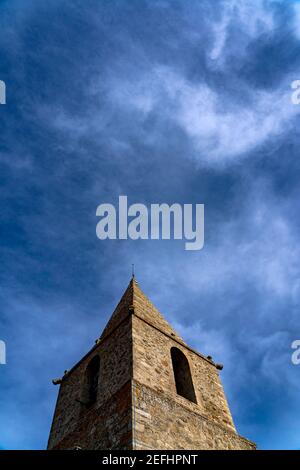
xmin=0 ymin=0 xmax=300 ymax=450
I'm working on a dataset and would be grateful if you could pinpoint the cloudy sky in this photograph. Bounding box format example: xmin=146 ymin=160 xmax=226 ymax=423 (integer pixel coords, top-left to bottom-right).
xmin=1 ymin=0 xmax=300 ymax=450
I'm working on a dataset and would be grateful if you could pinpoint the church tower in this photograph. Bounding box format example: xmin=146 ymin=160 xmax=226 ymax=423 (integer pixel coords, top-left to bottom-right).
xmin=47 ymin=278 xmax=255 ymax=450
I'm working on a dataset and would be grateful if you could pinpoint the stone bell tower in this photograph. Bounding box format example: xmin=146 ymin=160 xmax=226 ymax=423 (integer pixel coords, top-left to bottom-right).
xmin=47 ymin=277 xmax=255 ymax=450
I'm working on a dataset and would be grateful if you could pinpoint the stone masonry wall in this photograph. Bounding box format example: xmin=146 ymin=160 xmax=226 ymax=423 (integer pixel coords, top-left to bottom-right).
xmin=50 ymin=381 xmax=132 ymax=450
xmin=132 ymin=314 xmax=236 ymax=433
xmin=48 ymin=317 xmax=133 ymax=449
xmin=133 ymin=381 xmax=255 ymax=450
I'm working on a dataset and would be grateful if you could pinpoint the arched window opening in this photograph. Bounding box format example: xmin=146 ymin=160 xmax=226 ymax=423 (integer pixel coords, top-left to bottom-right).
xmin=85 ymin=355 xmax=100 ymax=405
xmin=171 ymin=347 xmax=197 ymax=404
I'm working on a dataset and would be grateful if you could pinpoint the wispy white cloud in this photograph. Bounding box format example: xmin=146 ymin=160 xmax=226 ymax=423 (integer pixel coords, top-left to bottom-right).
xmin=209 ymin=0 xmax=275 ymax=62
xmin=107 ymin=65 xmax=299 ymax=165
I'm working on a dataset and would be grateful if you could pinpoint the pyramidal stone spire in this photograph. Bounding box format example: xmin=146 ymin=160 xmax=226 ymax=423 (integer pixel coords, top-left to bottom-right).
xmin=100 ymin=277 xmax=184 ymax=344
xmin=47 ymin=277 xmax=256 ymax=450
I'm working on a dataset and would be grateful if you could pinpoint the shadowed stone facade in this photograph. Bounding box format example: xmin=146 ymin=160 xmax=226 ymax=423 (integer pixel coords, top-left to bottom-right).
xmin=47 ymin=278 xmax=256 ymax=450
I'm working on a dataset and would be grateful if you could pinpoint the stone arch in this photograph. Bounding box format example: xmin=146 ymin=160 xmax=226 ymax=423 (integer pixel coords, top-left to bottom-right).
xmin=84 ymin=355 xmax=100 ymax=405
xmin=171 ymin=347 xmax=197 ymax=403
